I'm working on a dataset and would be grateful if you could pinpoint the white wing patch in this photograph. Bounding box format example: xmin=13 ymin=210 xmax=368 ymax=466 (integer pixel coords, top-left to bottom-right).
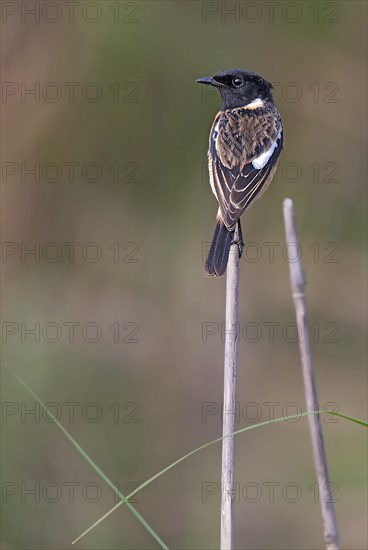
xmin=252 ymin=127 xmax=282 ymax=170
xmin=212 ymin=119 xmax=220 ymax=140
xmin=213 ymin=119 xmax=220 ymax=154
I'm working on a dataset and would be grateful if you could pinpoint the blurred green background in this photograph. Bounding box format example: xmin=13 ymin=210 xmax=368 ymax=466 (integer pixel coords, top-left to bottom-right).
xmin=1 ymin=1 xmax=367 ymax=549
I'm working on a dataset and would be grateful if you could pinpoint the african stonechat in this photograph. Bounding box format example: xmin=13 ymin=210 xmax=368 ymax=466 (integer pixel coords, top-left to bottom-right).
xmin=197 ymin=69 xmax=284 ymax=277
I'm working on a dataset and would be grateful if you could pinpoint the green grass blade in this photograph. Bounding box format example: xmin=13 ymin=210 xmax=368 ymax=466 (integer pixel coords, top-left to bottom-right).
xmin=4 ymin=364 xmax=169 ymax=550
xmin=71 ymin=412 xmax=309 ymax=543
xmin=327 ymin=410 xmax=367 ymax=427
xmin=73 ymin=408 xmax=367 ymax=545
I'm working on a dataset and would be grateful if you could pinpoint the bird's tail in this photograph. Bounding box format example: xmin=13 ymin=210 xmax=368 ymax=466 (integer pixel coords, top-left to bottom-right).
xmin=205 ymin=222 xmax=235 ymax=277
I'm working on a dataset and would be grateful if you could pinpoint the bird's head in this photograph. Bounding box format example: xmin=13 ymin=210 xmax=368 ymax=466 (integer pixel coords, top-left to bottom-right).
xmin=196 ymin=69 xmax=274 ymax=110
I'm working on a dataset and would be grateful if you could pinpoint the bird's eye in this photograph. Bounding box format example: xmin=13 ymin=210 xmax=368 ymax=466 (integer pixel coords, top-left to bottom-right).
xmin=232 ymin=77 xmax=243 ymax=87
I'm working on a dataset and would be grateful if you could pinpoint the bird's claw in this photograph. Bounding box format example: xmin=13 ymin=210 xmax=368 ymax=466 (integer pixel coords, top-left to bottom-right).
xmin=231 ymin=236 xmax=244 ymax=258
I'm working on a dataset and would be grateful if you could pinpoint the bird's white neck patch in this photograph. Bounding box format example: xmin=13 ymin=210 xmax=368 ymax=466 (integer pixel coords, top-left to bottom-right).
xmin=244 ymin=97 xmax=264 ymax=110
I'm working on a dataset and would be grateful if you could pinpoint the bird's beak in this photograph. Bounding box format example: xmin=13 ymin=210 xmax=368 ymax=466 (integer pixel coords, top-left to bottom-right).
xmin=196 ymin=76 xmax=224 ymax=88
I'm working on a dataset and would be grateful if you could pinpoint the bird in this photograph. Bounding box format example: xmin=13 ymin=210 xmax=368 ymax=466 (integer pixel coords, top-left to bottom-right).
xmin=197 ymin=69 xmax=284 ymax=277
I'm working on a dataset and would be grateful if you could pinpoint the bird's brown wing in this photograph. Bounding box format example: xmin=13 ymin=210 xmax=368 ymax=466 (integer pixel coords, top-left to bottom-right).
xmin=209 ymin=106 xmax=283 ymax=230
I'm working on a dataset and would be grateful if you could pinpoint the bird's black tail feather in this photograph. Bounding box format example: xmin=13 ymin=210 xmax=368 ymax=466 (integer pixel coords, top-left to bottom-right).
xmin=205 ymin=223 xmax=235 ymax=277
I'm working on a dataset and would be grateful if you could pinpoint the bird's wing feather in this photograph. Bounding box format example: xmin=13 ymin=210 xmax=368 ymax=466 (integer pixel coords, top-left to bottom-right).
xmin=209 ymin=106 xmax=283 ymax=230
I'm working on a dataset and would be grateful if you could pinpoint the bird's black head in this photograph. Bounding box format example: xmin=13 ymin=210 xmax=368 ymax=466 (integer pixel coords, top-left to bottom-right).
xmin=196 ymin=69 xmax=274 ymax=110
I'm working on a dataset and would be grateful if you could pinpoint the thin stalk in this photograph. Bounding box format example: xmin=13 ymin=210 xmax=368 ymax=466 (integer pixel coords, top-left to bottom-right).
xmin=283 ymin=198 xmax=339 ymax=550
xmin=221 ymin=227 xmax=240 ymax=550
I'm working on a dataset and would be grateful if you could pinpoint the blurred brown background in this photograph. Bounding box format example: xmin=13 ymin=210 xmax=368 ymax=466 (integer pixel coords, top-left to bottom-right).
xmin=1 ymin=1 xmax=367 ymax=549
